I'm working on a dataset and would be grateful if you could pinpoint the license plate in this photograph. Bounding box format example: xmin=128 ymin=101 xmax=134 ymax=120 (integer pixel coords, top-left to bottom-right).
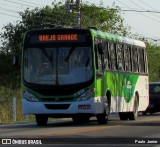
xmin=78 ymin=105 xmax=91 ymax=109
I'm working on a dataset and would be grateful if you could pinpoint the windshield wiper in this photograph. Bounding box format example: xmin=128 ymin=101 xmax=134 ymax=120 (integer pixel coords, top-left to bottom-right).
xmin=85 ymin=57 xmax=90 ymax=67
xmin=41 ymin=48 xmax=53 ymax=62
xmin=64 ymin=46 xmax=75 ymax=62
xmin=40 ymin=48 xmax=55 ymax=72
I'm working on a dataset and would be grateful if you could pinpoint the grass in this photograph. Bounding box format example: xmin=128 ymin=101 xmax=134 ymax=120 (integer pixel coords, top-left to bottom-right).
xmin=0 ymin=87 xmax=34 ymax=123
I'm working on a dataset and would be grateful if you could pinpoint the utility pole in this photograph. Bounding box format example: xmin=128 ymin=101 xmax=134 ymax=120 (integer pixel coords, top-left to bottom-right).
xmin=65 ymin=0 xmax=81 ymax=28
xmin=75 ymin=0 xmax=80 ymax=28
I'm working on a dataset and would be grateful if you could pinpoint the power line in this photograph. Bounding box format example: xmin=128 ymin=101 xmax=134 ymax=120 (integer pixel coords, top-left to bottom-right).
xmin=130 ymin=0 xmax=147 ymax=10
xmin=18 ymin=0 xmax=44 ymax=7
xmin=130 ymin=0 xmax=160 ymax=20
xmin=0 ymin=12 xmax=20 ymax=18
xmin=0 ymin=6 xmax=19 ymax=14
xmin=0 ymin=2 xmax=23 ymax=10
xmin=2 ymin=0 xmax=37 ymax=8
xmin=0 ymin=0 xmax=47 ymax=21
xmin=93 ymin=3 xmax=160 ymax=40
xmin=0 ymin=0 xmax=53 ymax=19
xmin=109 ymin=8 xmax=160 ymax=13
xmin=105 ymin=1 xmax=160 ymax=41
xmin=116 ymin=0 xmax=160 ymax=23
xmin=138 ymin=0 xmax=160 ymax=19
xmin=138 ymin=0 xmax=159 ymax=12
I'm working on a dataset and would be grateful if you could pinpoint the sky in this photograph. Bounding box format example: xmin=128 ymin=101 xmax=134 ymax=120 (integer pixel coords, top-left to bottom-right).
xmin=0 ymin=0 xmax=160 ymax=42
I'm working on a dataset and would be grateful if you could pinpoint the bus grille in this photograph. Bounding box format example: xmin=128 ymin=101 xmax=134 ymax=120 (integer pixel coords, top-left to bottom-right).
xmin=41 ymin=97 xmax=75 ymax=102
xmin=45 ymin=104 xmax=70 ymax=110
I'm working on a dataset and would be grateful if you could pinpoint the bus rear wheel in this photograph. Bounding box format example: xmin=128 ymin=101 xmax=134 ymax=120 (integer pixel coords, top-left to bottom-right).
xmin=128 ymin=96 xmax=138 ymax=120
xmin=119 ymin=112 xmax=128 ymax=120
xmin=119 ymin=96 xmax=138 ymax=120
xmin=35 ymin=114 xmax=48 ymax=126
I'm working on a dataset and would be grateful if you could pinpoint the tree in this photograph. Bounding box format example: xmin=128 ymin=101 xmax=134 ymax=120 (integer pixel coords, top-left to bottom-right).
xmin=147 ymin=43 xmax=160 ymax=81
xmin=80 ymin=3 xmax=129 ymax=36
xmin=0 ymin=2 xmax=130 ymax=88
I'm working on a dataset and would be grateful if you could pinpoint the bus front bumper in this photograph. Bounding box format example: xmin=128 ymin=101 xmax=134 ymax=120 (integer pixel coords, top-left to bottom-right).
xmin=22 ymin=97 xmax=104 ymax=116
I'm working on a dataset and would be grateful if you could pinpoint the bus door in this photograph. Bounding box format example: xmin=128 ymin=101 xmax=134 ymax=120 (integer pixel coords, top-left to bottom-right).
xmin=95 ymin=42 xmax=105 ymax=105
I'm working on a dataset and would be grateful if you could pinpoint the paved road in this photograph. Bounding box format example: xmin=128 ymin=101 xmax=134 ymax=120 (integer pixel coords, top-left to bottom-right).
xmin=0 ymin=113 xmax=159 ymax=146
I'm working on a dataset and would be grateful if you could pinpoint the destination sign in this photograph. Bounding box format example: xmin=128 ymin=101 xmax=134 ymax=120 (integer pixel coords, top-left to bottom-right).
xmin=39 ymin=34 xmax=78 ymax=42
xmin=29 ymin=33 xmax=86 ymax=44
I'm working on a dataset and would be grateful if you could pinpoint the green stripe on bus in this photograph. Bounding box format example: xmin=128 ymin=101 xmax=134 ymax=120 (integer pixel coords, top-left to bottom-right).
xmin=96 ymin=72 xmax=139 ymax=103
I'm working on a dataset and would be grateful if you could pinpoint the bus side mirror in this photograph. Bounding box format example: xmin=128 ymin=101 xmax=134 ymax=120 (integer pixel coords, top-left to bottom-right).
xmin=13 ymin=55 xmax=18 ymax=67
xmin=98 ymin=43 xmax=104 ymax=54
xmin=96 ymin=69 xmax=103 ymax=79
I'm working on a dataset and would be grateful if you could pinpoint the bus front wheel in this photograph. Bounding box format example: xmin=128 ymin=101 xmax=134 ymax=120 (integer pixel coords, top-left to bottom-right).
xmin=72 ymin=115 xmax=90 ymax=124
xmin=96 ymin=98 xmax=110 ymax=124
xmin=35 ymin=114 xmax=48 ymax=126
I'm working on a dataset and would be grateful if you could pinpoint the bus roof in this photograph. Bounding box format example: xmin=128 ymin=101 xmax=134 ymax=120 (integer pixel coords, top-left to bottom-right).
xmin=90 ymin=29 xmax=146 ymax=48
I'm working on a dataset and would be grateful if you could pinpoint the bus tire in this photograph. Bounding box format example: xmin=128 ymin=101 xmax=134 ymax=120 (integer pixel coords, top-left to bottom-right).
xmin=96 ymin=113 xmax=107 ymax=124
xmin=72 ymin=115 xmax=90 ymax=124
xmin=81 ymin=116 xmax=90 ymax=123
xmin=96 ymin=98 xmax=109 ymax=124
xmin=72 ymin=116 xmax=79 ymax=124
xmin=128 ymin=95 xmax=138 ymax=120
xmin=35 ymin=114 xmax=48 ymax=126
xmin=119 ymin=112 xmax=128 ymax=120
xmin=142 ymin=111 xmax=147 ymax=116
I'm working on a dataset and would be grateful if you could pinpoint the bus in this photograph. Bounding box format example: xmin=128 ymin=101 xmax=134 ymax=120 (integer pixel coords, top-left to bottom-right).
xmin=22 ymin=28 xmax=149 ymax=126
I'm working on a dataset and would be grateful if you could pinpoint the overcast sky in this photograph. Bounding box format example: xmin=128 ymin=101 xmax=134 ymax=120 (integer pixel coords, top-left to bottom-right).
xmin=0 ymin=0 xmax=160 ymax=42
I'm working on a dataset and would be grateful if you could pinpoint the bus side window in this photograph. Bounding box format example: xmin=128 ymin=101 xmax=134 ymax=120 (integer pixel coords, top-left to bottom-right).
xmin=104 ymin=41 xmax=110 ymax=70
xmin=132 ymin=47 xmax=139 ymax=72
xmin=117 ymin=44 xmax=124 ymax=71
xmin=110 ymin=43 xmax=117 ymax=70
xmin=124 ymin=45 xmax=131 ymax=72
xmin=144 ymin=51 xmax=148 ymax=74
xmin=139 ymin=48 xmax=145 ymax=73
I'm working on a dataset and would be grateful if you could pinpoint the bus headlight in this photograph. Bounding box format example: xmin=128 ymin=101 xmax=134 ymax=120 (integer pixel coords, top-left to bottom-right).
xmin=77 ymin=88 xmax=95 ymax=101
xmin=23 ymin=90 xmax=39 ymax=102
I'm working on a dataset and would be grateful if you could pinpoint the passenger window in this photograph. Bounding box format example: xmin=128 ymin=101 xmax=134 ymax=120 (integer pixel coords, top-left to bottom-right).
xmin=110 ymin=43 xmax=117 ymax=70
xmin=139 ymin=48 xmax=145 ymax=73
xmin=132 ymin=47 xmax=139 ymax=72
xmin=117 ymin=44 xmax=124 ymax=71
xmin=124 ymin=46 xmax=131 ymax=72
xmin=104 ymin=42 xmax=110 ymax=70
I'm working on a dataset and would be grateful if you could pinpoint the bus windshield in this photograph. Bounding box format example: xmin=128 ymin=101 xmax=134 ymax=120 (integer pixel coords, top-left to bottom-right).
xmin=23 ymin=47 xmax=93 ymax=85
